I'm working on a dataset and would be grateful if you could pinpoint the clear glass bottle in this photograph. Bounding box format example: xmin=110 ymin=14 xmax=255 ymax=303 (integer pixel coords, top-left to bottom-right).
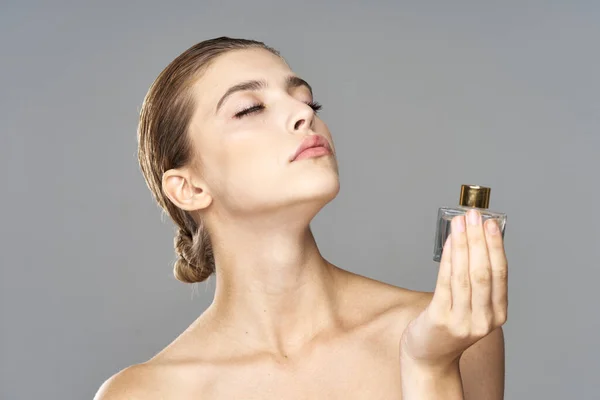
xmin=433 ymin=184 xmax=507 ymax=262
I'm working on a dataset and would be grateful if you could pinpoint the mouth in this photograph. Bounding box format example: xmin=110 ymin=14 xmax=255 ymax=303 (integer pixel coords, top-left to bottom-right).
xmin=290 ymin=135 xmax=333 ymax=162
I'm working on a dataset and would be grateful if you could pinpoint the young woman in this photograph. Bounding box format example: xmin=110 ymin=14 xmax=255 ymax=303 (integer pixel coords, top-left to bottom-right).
xmin=96 ymin=37 xmax=507 ymax=399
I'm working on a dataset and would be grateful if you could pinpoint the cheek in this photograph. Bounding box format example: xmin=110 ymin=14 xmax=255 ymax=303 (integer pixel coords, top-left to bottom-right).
xmin=218 ymin=135 xmax=288 ymax=190
xmin=227 ymin=126 xmax=289 ymax=167
xmin=230 ymin=147 xmax=285 ymax=182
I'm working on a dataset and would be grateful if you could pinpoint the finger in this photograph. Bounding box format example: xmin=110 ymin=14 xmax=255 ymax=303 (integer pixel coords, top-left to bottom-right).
xmin=484 ymin=218 xmax=508 ymax=325
xmin=431 ymin=235 xmax=453 ymax=314
xmin=466 ymin=209 xmax=493 ymax=331
xmin=450 ymin=215 xmax=471 ymax=317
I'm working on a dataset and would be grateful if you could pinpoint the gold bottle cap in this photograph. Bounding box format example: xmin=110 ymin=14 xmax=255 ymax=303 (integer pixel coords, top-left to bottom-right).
xmin=459 ymin=184 xmax=491 ymax=208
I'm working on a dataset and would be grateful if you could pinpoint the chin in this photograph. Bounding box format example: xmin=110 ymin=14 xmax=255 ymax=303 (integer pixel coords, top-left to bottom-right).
xmin=291 ymin=168 xmax=340 ymax=204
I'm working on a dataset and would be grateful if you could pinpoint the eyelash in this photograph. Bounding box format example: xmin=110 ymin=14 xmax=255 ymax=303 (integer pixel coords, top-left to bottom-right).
xmin=233 ymin=101 xmax=323 ymax=119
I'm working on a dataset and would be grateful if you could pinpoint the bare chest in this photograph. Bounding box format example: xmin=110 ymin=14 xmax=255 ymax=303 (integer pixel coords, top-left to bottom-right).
xmin=167 ymin=343 xmax=404 ymax=399
xmin=182 ymin=368 xmax=403 ymax=399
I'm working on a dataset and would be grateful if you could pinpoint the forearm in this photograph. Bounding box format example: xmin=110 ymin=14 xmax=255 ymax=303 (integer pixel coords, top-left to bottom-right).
xmin=400 ymin=356 xmax=464 ymax=400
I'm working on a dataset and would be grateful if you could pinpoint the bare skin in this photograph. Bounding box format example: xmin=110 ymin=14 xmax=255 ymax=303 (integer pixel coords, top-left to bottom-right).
xmin=95 ymin=47 xmax=504 ymax=399
xmin=96 ymin=266 xmax=503 ymax=399
xmin=97 ymin=266 xmax=426 ymax=399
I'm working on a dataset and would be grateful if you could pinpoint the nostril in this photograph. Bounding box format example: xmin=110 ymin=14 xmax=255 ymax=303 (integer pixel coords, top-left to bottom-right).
xmin=294 ymin=119 xmax=304 ymax=130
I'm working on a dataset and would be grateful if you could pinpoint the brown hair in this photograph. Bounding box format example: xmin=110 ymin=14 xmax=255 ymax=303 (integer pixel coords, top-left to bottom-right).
xmin=137 ymin=37 xmax=282 ymax=283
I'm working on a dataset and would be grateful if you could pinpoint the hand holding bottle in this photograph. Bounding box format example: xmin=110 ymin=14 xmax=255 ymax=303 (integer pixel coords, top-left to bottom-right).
xmin=400 ymin=208 xmax=508 ymax=397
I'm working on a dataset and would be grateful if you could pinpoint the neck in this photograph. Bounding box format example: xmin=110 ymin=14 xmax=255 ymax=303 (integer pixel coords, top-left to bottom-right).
xmin=206 ymin=217 xmax=343 ymax=356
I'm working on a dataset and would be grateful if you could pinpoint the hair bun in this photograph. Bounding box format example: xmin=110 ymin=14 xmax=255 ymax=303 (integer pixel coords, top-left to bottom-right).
xmin=173 ymin=227 xmax=214 ymax=283
xmin=174 ymin=227 xmax=193 ymax=261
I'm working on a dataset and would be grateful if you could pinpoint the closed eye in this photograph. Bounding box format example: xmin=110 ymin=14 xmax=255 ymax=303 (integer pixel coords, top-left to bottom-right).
xmin=233 ymin=101 xmax=323 ymax=119
xmin=234 ymin=104 xmax=264 ymax=119
xmin=307 ymin=101 xmax=322 ymax=113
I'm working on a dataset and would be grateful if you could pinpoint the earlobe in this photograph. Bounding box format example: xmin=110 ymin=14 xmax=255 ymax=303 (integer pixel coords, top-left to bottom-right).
xmin=162 ymin=169 xmax=212 ymax=211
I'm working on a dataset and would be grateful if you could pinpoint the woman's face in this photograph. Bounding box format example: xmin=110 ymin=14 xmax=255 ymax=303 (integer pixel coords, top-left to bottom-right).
xmin=187 ymin=48 xmax=340 ymax=217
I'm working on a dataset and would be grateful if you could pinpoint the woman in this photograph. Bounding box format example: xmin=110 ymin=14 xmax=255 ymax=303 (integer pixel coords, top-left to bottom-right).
xmin=96 ymin=37 xmax=507 ymax=399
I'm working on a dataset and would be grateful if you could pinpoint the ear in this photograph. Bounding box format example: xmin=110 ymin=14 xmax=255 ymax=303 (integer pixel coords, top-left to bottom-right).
xmin=162 ymin=167 xmax=212 ymax=212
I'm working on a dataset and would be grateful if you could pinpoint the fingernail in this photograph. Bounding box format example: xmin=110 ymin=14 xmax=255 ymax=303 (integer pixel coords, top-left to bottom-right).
xmin=468 ymin=209 xmax=481 ymax=226
xmin=486 ymin=219 xmax=500 ymax=234
xmin=453 ymin=215 xmax=465 ymax=232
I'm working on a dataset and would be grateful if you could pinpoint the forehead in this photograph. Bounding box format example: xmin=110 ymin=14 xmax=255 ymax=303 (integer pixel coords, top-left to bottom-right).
xmin=192 ymin=48 xmax=292 ymax=111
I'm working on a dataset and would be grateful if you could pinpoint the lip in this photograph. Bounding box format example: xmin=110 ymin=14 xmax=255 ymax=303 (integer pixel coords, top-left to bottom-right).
xmin=290 ymin=135 xmax=333 ymax=162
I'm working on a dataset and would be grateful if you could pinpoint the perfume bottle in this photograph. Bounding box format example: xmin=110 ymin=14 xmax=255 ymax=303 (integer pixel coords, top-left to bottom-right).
xmin=433 ymin=184 xmax=507 ymax=262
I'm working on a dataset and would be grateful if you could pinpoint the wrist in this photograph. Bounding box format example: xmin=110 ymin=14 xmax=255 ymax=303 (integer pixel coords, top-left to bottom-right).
xmin=400 ymin=352 xmax=464 ymax=400
xmin=399 ymin=342 xmax=461 ymax=373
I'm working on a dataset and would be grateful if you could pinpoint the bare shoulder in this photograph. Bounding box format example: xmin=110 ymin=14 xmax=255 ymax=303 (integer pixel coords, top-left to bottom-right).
xmin=93 ymin=316 xmax=220 ymax=400
xmin=334 ymin=266 xmax=433 ymax=335
xmin=93 ymin=363 xmax=164 ymax=400
xmin=339 ymin=266 xmax=432 ymax=308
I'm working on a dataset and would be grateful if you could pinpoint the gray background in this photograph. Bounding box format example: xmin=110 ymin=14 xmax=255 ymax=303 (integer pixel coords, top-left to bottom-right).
xmin=1 ymin=1 xmax=598 ymax=399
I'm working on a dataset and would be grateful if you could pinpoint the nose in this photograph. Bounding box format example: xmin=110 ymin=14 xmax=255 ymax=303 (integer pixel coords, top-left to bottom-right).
xmin=289 ymin=102 xmax=315 ymax=133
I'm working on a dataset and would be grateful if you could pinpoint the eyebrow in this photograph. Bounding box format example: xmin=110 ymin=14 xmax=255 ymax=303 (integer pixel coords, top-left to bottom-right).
xmin=215 ymin=75 xmax=313 ymax=114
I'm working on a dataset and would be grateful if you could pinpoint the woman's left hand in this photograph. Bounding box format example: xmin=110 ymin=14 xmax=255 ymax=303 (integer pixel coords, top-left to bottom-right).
xmin=400 ymin=209 xmax=508 ymax=370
